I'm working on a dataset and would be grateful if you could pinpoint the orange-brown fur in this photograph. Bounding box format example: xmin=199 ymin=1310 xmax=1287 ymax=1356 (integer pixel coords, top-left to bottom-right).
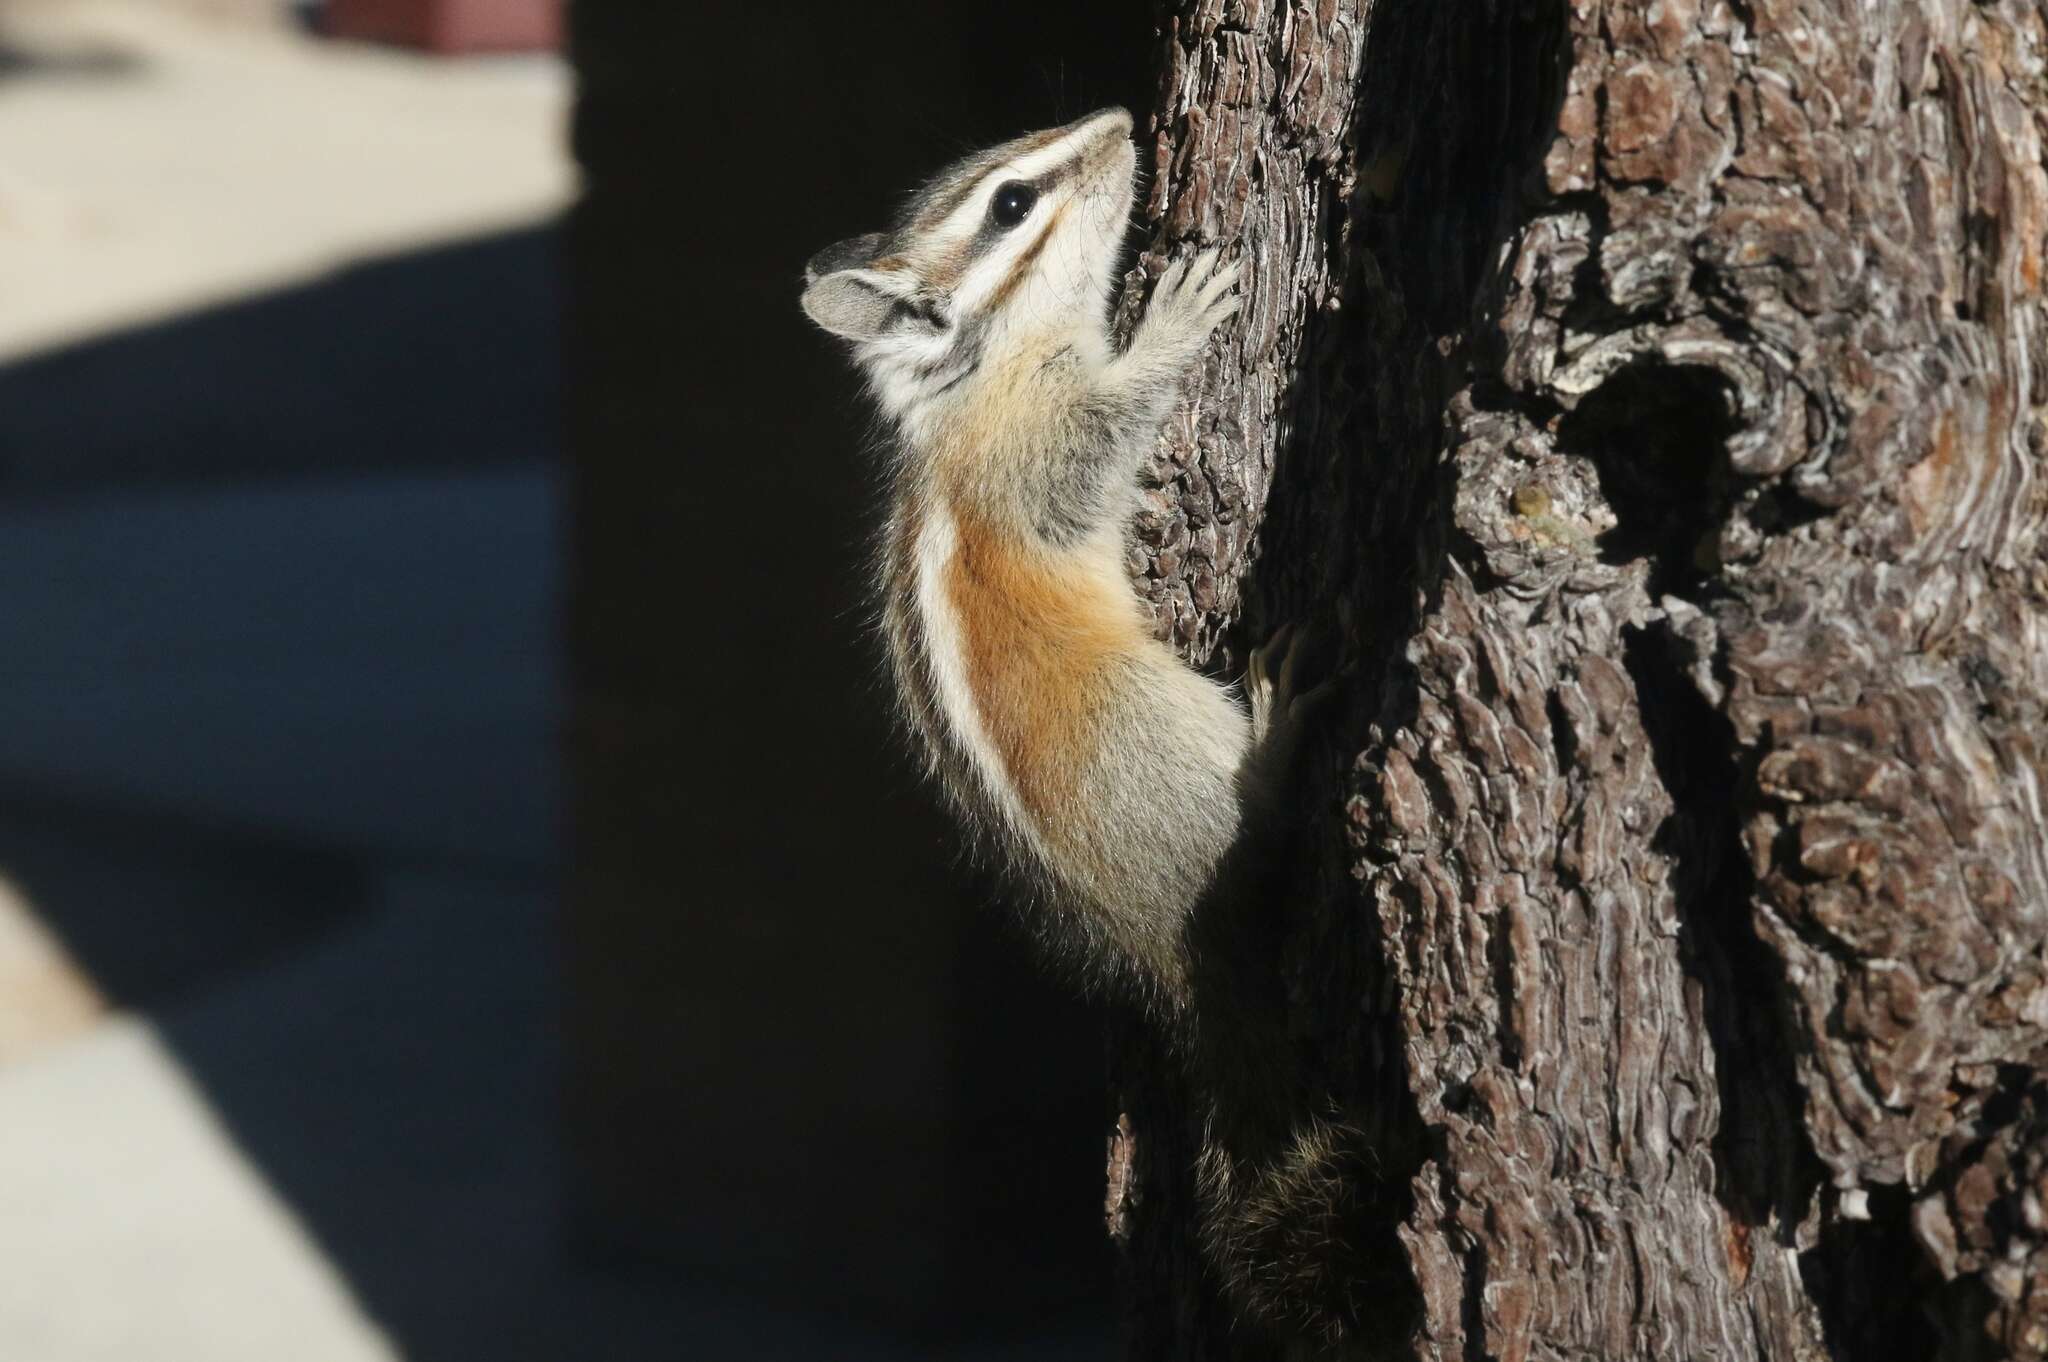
xmin=944 ymin=505 xmax=1131 ymax=828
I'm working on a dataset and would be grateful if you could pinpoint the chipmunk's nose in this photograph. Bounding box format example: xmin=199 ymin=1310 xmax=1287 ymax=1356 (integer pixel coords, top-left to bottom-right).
xmin=1062 ymin=107 xmax=1135 ymax=176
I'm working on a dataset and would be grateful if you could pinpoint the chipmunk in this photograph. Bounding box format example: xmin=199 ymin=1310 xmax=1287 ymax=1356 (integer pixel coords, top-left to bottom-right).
xmin=799 ymin=106 xmax=1273 ymax=1000
xmin=802 ymin=108 xmax=1359 ymax=1342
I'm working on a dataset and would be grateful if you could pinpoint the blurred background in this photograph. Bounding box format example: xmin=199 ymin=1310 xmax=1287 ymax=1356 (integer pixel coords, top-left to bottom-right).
xmin=0 ymin=0 xmax=1150 ymax=1358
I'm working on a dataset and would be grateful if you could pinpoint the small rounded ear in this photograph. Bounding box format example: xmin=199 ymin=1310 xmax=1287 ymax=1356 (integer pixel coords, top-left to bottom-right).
xmin=800 ymin=269 xmax=904 ymax=341
xmin=804 ymin=232 xmax=886 ymax=285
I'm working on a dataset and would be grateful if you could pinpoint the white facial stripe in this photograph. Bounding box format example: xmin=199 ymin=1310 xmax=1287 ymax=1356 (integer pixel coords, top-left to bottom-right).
xmin=950 ymin=188 xmax=1122 ymax=328
xmin=1007 ymin=142 xmax=1079 ymax=184
xmin=928 ymin=172 xmax=1008 ymax=244
xmin=957 ymin=227 xmax=1061 ymax=312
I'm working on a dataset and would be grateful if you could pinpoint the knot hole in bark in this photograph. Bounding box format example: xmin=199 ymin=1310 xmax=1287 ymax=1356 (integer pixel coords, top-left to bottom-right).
xmin=1554 ymin=358 xmax=1741 ymax=601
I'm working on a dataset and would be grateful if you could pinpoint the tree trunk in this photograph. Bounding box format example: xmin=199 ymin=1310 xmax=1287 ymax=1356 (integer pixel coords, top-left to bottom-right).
xmin=1116 ymin=2 xmax=2048 ymax=1358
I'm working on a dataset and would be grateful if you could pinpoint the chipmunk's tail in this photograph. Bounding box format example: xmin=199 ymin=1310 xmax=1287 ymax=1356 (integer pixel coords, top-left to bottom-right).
xmin=1195 ymin=1111 xmax=1384 ymax=1350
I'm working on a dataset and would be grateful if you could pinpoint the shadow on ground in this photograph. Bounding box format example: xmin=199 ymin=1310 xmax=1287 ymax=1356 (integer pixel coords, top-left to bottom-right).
xmin=0 ymin=226 xmax=559 ymax=494
xmin=0 ymin=220 xmax=574 ymax=1358
xmin=0 ymin=29 xmax=142 ymax=83
xmin=0 ymin=220 xmax=1114 ymax=1361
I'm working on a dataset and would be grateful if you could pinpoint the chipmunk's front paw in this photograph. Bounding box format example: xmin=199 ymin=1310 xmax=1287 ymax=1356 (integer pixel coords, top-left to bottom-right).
xmin=1138 ymin=247 xmax=1242 ymax=359
xmin=1247 ymin=623 xmax=1295 ymax=749
xmin=1248 ymin=614 xmax=1345 ymax=752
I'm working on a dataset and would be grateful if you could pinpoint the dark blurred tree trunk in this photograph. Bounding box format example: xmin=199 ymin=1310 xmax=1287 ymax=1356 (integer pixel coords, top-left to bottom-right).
xmin=1117 ymin=2 xmax=2048 ymax=1358
xmin=564 ymin=0 xmax=1150 ymax=1337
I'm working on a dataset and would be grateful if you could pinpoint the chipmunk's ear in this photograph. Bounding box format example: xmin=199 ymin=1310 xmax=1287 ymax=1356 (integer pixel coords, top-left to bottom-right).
xmin=804 ymin=233 xmax=886 ymax=285
xmin=801 ymin=233 xmax=904 ymax=341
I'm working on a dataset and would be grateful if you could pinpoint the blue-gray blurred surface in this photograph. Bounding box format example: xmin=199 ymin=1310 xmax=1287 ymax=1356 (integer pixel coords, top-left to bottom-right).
xmin=0 ymin=471 xmax=558 ymax=867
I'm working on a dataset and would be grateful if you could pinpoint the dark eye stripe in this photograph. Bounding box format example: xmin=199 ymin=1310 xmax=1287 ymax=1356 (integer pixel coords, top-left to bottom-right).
xmin=902 ymin=125 xmax=1071 ymax=234
xmin=980 ymin=199 xmax=1069 ymax=317
xmin=964 ymin=161 xmax=1069 ymax=264
xmin=890 ymin=298 xmax=948 ymax=332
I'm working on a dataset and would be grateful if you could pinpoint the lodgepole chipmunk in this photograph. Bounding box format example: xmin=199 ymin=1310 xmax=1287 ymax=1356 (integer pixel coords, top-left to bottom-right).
xmin=797 ymin=106 xmax=1302 ymax=1001
xmin=802 ymin=109 xmax=1356 ymax=1341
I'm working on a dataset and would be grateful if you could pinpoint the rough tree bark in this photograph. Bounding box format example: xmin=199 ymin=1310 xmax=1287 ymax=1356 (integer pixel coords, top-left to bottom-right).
xmin=1112 ymin=1 xmax=2048 ymax=1359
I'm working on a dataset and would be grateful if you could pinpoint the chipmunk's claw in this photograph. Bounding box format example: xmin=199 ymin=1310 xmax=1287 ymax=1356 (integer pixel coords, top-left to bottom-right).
xmin=1249 ymin=618 xmax=1346 ymax=748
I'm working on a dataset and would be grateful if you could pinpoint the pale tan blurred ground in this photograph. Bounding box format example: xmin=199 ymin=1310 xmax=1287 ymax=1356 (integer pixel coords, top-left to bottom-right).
xmin=0 ymin=0 xmax=570 ymax=362
xmin=0 ymin=0 xmax=570 ymax=1062
xmin=0 ymin=8 xmax=574 ymax=1360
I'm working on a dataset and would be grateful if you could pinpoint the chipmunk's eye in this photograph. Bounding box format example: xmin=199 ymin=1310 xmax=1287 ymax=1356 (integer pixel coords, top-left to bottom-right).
xmin=990 ymin=181 xmax=1038 ymax=229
